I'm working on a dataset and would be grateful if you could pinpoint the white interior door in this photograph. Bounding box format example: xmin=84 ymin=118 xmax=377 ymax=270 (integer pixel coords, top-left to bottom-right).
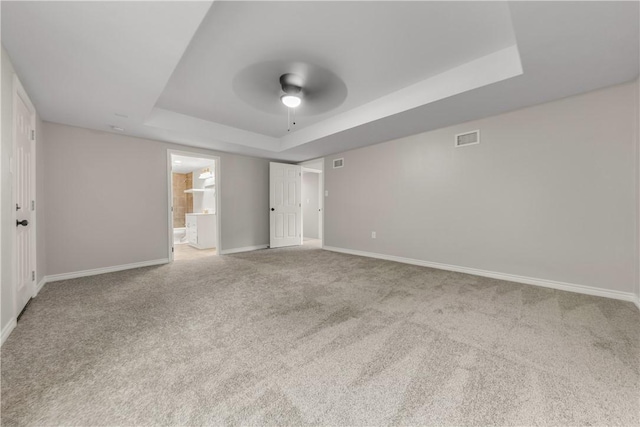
xmin=14 ymin=87 xmax=35 ymax=315
xmin=270 ymin=162 xmax=301 ymax=248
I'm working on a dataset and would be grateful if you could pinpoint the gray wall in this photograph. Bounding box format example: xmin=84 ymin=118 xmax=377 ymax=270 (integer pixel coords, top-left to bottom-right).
xmin=43 ymin=122 xmax=269 ymax=276
xmin=1 ymin=47 xmax=47 ymax=333
xmin=324 ymin=80 xmax=639 ymax=294
xmin=303 ymin=172 xmax=320 ymax=239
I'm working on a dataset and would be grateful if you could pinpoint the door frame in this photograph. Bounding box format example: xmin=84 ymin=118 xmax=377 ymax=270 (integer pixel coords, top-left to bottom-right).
xmin=12 ymin=74 xmax=37 ymax=316
xmin=299 ymin=158 xmax=324 ymax=248
xmin=166 ymin=149 xmax=221 ymax=261
xmin=301 ymin=167 xmax=323 ymax=246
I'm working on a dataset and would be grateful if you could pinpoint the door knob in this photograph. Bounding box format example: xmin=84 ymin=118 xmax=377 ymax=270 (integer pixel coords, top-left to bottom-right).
xmin=271 ymin=208 xmax=275 ymax=211
xmin=16 ymin=219 xmax=28 ymax=227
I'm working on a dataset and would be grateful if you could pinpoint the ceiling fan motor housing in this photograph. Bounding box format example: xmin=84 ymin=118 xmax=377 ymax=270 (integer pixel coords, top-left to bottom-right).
xmin=280 ymin=73 xmax=303 ymax=95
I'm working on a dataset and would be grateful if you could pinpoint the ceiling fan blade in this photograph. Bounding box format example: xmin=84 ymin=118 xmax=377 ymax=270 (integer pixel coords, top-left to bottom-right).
xmin=233 ymin=60 xmax=347 ymax=116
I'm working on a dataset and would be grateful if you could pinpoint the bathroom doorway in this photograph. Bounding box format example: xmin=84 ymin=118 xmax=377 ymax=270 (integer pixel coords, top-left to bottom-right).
xmin=167 ymin=150 xmax=221 ymax=262
xmin=301 ymin=165 xmax=323 ymax=248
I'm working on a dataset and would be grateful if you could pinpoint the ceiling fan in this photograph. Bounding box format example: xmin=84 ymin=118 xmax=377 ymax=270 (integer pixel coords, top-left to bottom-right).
xmin=279 ymin=73 xmax=303 ymax=108
xmin=232 ymin=60 xmax=348 ymax=132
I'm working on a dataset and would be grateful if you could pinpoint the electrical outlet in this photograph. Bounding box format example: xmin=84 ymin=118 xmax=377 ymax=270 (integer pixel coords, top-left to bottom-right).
xmin=371 ymin=231 xmax=376 ymax=239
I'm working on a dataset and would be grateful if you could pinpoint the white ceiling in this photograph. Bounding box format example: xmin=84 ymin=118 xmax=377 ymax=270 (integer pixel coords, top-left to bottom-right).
xmin=156 ymin=1 xmax=517 ymax=138
xmin=2 ymin=1 xmax=638 ymax=162
xmin=1 ymin=1 xmax=212 ymax=135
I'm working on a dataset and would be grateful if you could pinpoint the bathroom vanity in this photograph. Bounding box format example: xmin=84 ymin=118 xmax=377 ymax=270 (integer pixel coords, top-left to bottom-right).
xmin=185 ymin=213 xmax=217 ymax=249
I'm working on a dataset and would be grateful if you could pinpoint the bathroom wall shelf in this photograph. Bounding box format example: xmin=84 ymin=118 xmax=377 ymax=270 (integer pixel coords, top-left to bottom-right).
xmin=183 ymin=188 xmax=214 ymax=193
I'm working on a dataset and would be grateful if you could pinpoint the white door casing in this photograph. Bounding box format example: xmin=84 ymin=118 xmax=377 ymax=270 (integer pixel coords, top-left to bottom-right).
xmin=301 ymin=167 xmax=323 ymax=243
xmin=166 ymin=149 xmax=222 ymax=261
xmin=14 ymin=77 xmax=36 ymax=316
xmin=270 ymin=162 xmax=301 ymax=248
xmin=318 ymin=170 xmax=323 ymax=245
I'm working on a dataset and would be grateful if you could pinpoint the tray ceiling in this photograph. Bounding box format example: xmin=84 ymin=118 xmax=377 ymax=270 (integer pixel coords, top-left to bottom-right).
xmin=2 ymin=1 xmax=638 ymax=161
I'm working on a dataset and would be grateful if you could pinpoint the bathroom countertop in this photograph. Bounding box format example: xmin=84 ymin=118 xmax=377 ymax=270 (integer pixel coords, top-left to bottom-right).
xmin=185 ymin=212 xmax=216 ymax=216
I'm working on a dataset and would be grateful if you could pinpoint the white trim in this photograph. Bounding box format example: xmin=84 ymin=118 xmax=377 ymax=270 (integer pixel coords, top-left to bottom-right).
xmin=635 ymin=296 xmax=640 ymax=311
xmin=45 ymin=259 xmax=169 ymax=283
xmin=301 ymin=167 xmax=322 ymax=174
xmin=167 ymin=149 xmax=222 ymax=261
xmin=220 ymin=245 xmax=268 ymax=255
xmin=166 ymin=151 xmax=174 ymax=261
xmin=300 ymin=167 xmax=324 ymax=246
xmin=1 ymin=318 xmax=17 ymax=346
xmin=34 ymin=277 xmax=46 ymax=296
xmin=323 ymin=246 xmax=638 ymax=304
xmin=298 ymin=158 xmax=324 ymax=172
xmin=215 ymin=156 xmax=222 ymax=254
xmin=321 ymin=159 xmax=325 ymax=249
xmin=13 ymin=75 xmax=36 ymax=113
xmin=299 ymin=157 xmax=325 ymax=248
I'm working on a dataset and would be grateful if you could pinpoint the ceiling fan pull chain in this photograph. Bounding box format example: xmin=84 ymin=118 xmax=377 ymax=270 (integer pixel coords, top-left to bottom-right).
xmin=287 ymin=107 xmax=291 ymax=132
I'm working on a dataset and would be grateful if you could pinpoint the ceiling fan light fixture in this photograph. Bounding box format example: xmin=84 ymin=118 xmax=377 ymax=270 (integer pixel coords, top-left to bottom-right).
xmin=281 ymin=94 xmax=301 ymax=108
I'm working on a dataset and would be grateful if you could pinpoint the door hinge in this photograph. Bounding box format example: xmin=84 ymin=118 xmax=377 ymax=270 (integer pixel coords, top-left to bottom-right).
xmin=31 ymin=130 xmax=35 ymax=140
xmin=31 ymin=271 xmax=35 ymax=281
xmin=171 ymin=206 xmax=173 ymax=212
xmin=31 ymin=200 xmax=35 ymax=211
xmin=172 ymin=247 xmax=174 ymax=253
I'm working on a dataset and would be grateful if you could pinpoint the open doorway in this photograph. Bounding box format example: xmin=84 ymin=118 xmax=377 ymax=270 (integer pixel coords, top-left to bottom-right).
xmin=167 ymin=150 xmax=221 ymax=261
xmin=302 ymin=165 xmax=323 ymax=248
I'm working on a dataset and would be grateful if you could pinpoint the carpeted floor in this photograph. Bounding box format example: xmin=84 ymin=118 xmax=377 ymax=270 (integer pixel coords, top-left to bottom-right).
xmin=173 ymin=244 xmax=217 ymax=261
xmin=2 ymin=246 xmax=639 ymax=426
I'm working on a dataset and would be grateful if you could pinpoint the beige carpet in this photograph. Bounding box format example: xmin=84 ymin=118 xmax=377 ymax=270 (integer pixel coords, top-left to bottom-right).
xmin=303 ymin=238 xmax=322 ymax=248
xmin=2 ymin=245 xmax=638 ymax=426
xmin=173 ymin=244 xmax=217 ymax=261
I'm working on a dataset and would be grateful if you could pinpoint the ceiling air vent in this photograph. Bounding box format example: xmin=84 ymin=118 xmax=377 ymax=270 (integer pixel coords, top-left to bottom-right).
xmin=455 ymin=130 xmax=480 ymax=147
xmin=333 ymin=158 xmax=344 ymax=169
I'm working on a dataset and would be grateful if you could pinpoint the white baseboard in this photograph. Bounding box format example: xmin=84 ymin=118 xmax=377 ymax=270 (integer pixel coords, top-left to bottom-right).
xmin=220 ymin=245 xmax=268 ymax=255
xmin=34 ymin=277 xmax=46 ymax=296
xmin=634 ymin=296 xmax=640 ymax=311
xmin=1 ymin=318 xmax=17 ymax=346
xmin=323 ymin=246 xmax=637 ymax=304
xmin=45 ymin=258 xmax=169 ymax=283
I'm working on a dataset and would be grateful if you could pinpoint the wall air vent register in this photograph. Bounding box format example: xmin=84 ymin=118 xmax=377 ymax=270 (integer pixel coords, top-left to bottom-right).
xmin=455 ymin=130 xmax=480 ymax=147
